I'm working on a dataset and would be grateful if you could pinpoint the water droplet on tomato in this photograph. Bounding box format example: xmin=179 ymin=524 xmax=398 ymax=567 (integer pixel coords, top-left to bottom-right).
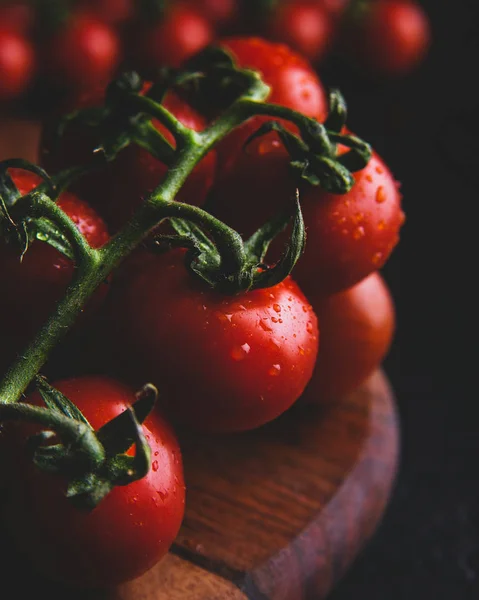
xmin=299 ymin=346 xmax=305 ymax=355
xmin=215 ymin=311 xmax=233 ymax=323
xmin=375 ymin=165 xmax=384 ymax=174
xmin=353 ymin=226 xmax=365 ymax=240
xmin=157 ymin=490 xmax=167 ymax=501
xmin=372 ymin=251 xmax=383 ymax=265
xmin=154 ymin=450 xmax=159 ymax=456
xmin=268 ymin=364 xmax=281 ymax=376
xmin=376 ymin=186 xmax=386 ymax=203
xmin=273 ymin=303 xmax=281 ymax=313
xmin=259 ymin=319 xmax=273 ymax=332
xmin=377 ymin=220 xmax=386 ymax=230
xmin=302 ymin=305 xmax=308 ymax=313
xmin=152 ymin=460 xmax=159 ymax=471
xmin=231 ymin=343 xmax=250 ymax=361
xmin=306 ymin=321 xmax=314 ymax=334
xmin=365 ymin=174 xmax=373 ymax=183
xmin=271 ymin=316 xmax=279 ymax=323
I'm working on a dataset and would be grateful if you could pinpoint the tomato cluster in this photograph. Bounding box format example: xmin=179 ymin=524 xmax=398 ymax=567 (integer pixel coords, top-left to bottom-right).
xmin=1 ymin=11 xmax=406 ymax=592
xmin=0 ymin=0 xmax=431 ymax=108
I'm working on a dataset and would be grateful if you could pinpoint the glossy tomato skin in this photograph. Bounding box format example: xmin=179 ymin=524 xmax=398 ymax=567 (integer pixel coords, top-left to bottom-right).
xmin=106 ymin=249 xmax=319 ymax=433
xmin=40 ymin=90 xmax=216 ymax=232
xmin=214 ymin=37 xmax=329 ymax=175
xmin=129 ymin=2 xmax=214 ymax=72
xmin=343 ymin=0 xmax=431 ymax=76
xmin=265 ymin=1 xmax=335 ymax=64
xmin=301 ymin=272 xmax=395 ymax=403
xmin=42 ymin=11 xmax=121 ymax=92
xmin=0 ymin=27 xmax=36 ymax=101
xmin=3 ymin=376 xmax=185 ymax=588
xmin=0 ymin=169 xmax=110 ymax=372
xmin=209 ymin=133 xmax=404 ymax=297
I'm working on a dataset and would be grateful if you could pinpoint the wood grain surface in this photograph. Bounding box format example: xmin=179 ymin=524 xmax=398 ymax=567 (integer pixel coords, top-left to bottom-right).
xmin=1 ymin=369 xmax=399 ymax=600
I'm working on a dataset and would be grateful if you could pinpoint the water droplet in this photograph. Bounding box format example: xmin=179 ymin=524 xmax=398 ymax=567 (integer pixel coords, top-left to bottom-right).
xmin=375 ymin=165 xmax=384 ymax=174
xmin=365 ymin=174 xmax=373 ymax=183
xmin=157 ymin=490 xmax=167 ymax=501
xmin=36 ymin=232 xmax=49 ymax=242
xmin=231 ymin=343 xmax=250 ymax=361
xmin=152 ymin=460 xmax=159 ymax=471
xmin=354 ymin=212 xmax=365 ymax=223
xmin=376 ymin=186 xmax=386 ymax=203
xmin=353 ymin=226 xmax=365 ymax=240
xmin=238 ymin=304 xmax=247 ymax=311
xmin=154 ymin=450 xmax=159 ymax=456
xmin=215 ymin=311 xmax=233 ymax=323
xmin=269 ymin=293 xmax=275 ymax=300
xmin=306 ymin=321 xmax=314 ymax=334
xmin=268 ymin=364 xmax=281 ymax=376
xmin=273 ymin=303 xmax=281 ymax=313
xmin=302 ymin=305 xmax=308 ymax=313
xmin=377 ymin=220 xmax=386 ymax=230
xmin=259 ymin=319 xmax=273 ymax=332
xmin=372 ymin=251 xmax=383 ymax=265
xmin=271 ymin=316 xmax=279 ymax=323
xmin=299 ymin=346 xmax=305 ymax=355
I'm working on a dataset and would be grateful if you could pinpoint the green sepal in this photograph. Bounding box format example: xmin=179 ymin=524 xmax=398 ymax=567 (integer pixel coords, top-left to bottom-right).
xmin=323 ymin=89 xmax=348 ymax=133
xmin=35 ymin=375 xmax=90 ymax=426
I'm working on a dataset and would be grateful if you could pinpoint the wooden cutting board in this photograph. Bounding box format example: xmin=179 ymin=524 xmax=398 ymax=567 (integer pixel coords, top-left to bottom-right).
xmin=1 ymin=369 xmax=399 ymax=599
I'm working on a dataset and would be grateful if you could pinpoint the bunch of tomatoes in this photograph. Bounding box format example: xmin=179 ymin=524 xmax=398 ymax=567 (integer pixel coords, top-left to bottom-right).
xmin=0 ymin=4 xmax=407 ymax=592
xmin=0 ymin=0 xmax=431 ymax=106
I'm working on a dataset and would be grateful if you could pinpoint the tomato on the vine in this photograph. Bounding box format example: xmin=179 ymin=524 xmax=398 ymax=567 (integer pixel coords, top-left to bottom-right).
xmin=265 ymin=0 xmax=335 ymax=65
xmin=106 ymin=249 xmax=319 ymax=433
xmin=2 ymin=376 xmax=185 ymax=588
xmin=341 ymin=0 xmax=431 ymax=76
xmin=209 ymin=132 xmax=404 ymax=297
xmin=0 ymin=27 xmax=36 ymax=102
xmin=301 ymin=272 xmax=396 ymax=403
xmin=214 ymin=36 xmax=329 ymax=174
xmin=41 ymin=11 xmax=121 ymax=93
xmin=40 ymin=89 xmax=217 ymax=232
xmin=0 ymin=169 xmax=110 ymax=372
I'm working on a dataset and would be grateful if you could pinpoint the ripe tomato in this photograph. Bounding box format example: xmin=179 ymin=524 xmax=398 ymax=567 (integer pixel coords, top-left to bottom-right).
xmin=214 ymin=36 xmax=329 ymax=174
xmin=40 ymin=90 xmax=216 ymax=232
xmin=129 ymin=2 xmax=214 ymax=72
xmin=76 ymin=0 xmax=135 ymax=25
xmin=265 ymin=0 xmax=335 ymax=64
xmin=2 ymin=376 xmax=185 ymax=587
xmin=342 ymin=0 xmax=431 ymax=76
xmin=0 ymin=2 xmax=36 ymax=34
xmin=209 ymin=133 xmax=404 ymax=296
xmin=106 ymin=249 xmax=319 ymax=433
xmin=0 ymin=27 xmax=36 ymax=102
xmin=301 ymin=272 xmax=395 ymax=403
xmin=41 ymin=11 xmax=121 ymax=92
xmin=0 ymin=169 xmax=110 ymax=372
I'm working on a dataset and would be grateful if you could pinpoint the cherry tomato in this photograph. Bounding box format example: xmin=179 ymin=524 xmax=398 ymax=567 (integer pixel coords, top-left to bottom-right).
xmin=265 ymin=1 xmax=335 ymax=65
xmin=2 ymin=376 xmax=185 ymax=587
xmin=40 ymin=90 xmax=217 ymax=232
xmin=184 ymin=0 xmax=239 ymax=29
xmin=0 ymin=2 xmax=36 ymax=34
xmin=209 ymin=132 xmax=404 ymax=297
xmin=76 ymin=0 xmax=135 ymax=25
xmin=129 ymin=2 xmax=214 ymax=72
xmin=342 ymin=0 xmax=431 ymax=76
xmin=214 ymin=36 xmax=329 ymax=175
xmin=0 ymin=27 xmax=36 ymax=102
xmin=301 ymin=272 xmax=395 ymax=403
xmin=0 ymin=169 xmax=110 ymax=372
xmin=105 ymin=249 xmax=319 ymax=433
xmin=42 ymin=11 xmax=121 ymax=92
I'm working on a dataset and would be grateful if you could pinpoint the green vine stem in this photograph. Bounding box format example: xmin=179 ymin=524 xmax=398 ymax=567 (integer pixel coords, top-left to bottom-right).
xmin=0 ymin=73 xmax=368 ymax=408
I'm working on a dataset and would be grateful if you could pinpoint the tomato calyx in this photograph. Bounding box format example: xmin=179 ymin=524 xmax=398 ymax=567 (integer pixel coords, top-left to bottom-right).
xmin=0 ymin=377 xmax=158 ymax=510
xmin=150 ymin=191 xmax=305 ymax=294
xmin=0 ymin=160 xmax=91 ymax=262
xmin=247 ymin=89 xmax=371 ymax=194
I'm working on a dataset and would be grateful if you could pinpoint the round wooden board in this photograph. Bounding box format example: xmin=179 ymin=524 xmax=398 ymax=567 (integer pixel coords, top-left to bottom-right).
xmin=1 ymin=369 xmax=399 ymax=599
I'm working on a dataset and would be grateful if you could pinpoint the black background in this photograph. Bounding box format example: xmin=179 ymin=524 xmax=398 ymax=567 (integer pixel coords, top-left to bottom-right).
xmin=320 ymin=1 xmax=478 ymax=598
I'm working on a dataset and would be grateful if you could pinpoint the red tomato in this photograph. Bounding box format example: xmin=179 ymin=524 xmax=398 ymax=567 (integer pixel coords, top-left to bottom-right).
xmin=76 ymin=0 xmax=135 ymax=25
xmin=0 ymin=27 xmax=36 ymax=101
xmin=130 ymin=2 xmax=214 ymax=72
xmin=40 ymin=90 xmax=217 ymax=232
xmin=0 ymin=2 xmax=36 ymax=34
xmin=2 ymin=376 xmax=185 ymax=587
xmin=301 ymin=272 xmax=395 ymax=403
xmin=214 ymin=36 xmax=329 ymax=175
xmin=106 ymin=249 xmax=319 ymax=433
xmin=42 ymin=11 xmax=121 ymax=92
xmin=0 ymin=169 xmax=110 ymax=372
xmin=184 ymin=0 xmax=239 ymax=29
xmin=209 ymin=133 xmax=404 ymax=296
xmin=342 ymin=0 xmax=431 ymax=76
xmin=265 ymin=1 xmax=335 ymax=64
